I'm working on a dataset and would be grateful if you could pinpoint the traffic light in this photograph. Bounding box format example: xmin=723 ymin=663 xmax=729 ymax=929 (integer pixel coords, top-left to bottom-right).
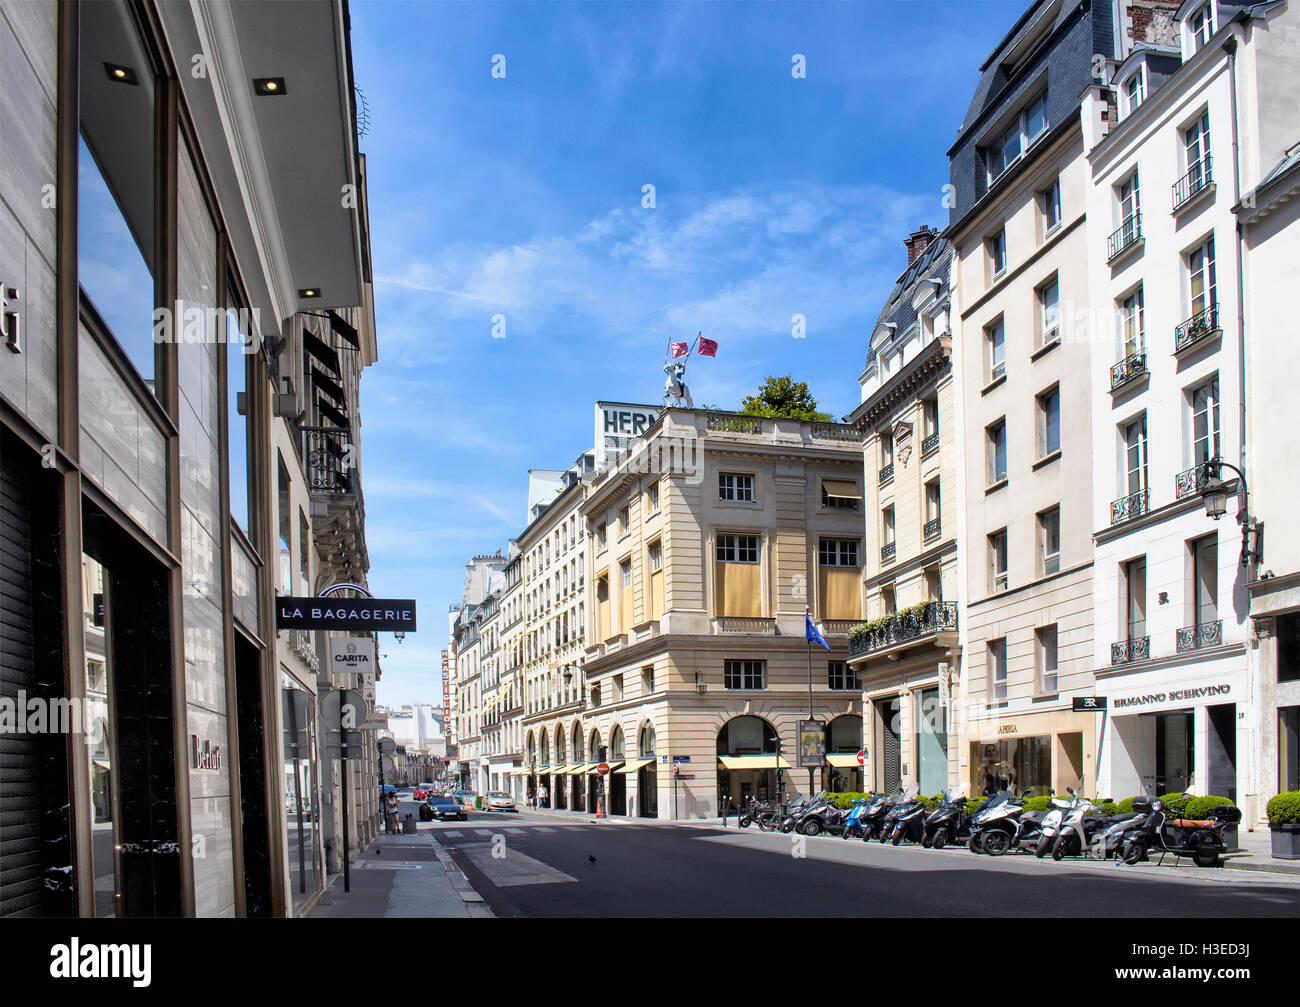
xmin=776 ymin=768 xmax=783 ymax=780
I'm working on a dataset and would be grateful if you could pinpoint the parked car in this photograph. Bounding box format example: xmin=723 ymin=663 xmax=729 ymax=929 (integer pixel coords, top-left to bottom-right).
xmin=413 ymin=783 xmax=435 ymax=801
xmin=486 ymin=791 xmax=517 ymax=812
xmin=426 ymin=794 xmax=467 ymax=822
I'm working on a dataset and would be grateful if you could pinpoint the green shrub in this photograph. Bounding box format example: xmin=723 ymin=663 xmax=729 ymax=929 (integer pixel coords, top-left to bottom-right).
xmin=1117 ymin=796 xmax=1138 ymax=813
xmin=1021 ymin=795 xmax=1055 ymax=813
xmin=1181 ymin=795 xmax=1234 ymax=819
xmin=1266 ymin=791 xmax=1300 ymax=826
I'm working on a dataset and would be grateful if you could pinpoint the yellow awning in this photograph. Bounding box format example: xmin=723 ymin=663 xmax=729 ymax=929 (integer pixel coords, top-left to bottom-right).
xmin=718 ymin=755 xmax=793 ymax=770
xmin=510 ymin=767 xmax=530 ymax=776
xmin=572 ymin=762 xmax=596 ymax=774
xmin=822 ymin=479 xmax=862 ymax=501
xmin=554 ymin=764 xmax=578 ymax=774
xmin=535 ymin=766 xmax=551 ymax=774
xmin=615 ymin=758 xmax=655 ymax=774
xmin=480 ymin=692 xmax=502 ymax=716
xmin=826 ymin=753 xmax=862 ymax=768
xmin=590 ymin=761 xmax=625 ymax=774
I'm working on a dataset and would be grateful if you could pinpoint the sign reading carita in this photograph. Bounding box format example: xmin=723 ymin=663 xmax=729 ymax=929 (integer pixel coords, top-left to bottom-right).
xmin=329 ymin=636 xmax=377 ymax=670
xmin=276 ymin=598 xmax=416 ymax=631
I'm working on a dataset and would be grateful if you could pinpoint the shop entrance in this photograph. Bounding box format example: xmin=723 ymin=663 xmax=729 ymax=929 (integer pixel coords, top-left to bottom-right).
xmin=1206 ymin=703 xmax=1236 ymax=801
xmin=717 ymin=715 xmax=781 ymax=811
xmin=875 ymin=697 xmax=901 ymax=792
xmin=233 ymin=631 xmax=272 ymax=916
xmin=1153 ymin=710 xmax=1193 ymax=794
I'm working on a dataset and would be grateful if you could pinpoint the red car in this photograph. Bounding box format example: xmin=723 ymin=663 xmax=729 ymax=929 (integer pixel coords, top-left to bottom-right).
xmin=413 ymin=782 xmax=435 ymax=801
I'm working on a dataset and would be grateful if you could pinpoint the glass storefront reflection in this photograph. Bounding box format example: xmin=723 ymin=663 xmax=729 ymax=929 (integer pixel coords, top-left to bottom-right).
xmin=82 ymin=554 xmax=119 ymax=917
xmin=977 ymin=735 xmax=1051 ymax=796
xmin=281 ymin=676 xmax=321 ymax=913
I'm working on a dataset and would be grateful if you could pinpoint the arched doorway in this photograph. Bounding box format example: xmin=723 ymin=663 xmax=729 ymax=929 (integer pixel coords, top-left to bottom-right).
xmin=554 ymin=729 xmax=567 ymax=809
xmin=526 ymin=732 xmax=536 ymax=806
xmin=571 ymin=722 xmax=585 ymax=812
xmin=825 ymin=715 xmax=864 ymax=793
xmin=638 ymin=721 xmax=658 ymax=818
xmin=588 ymin=728 xmax=602 ymax=812
xmin=717 ymin=716 xmax=781 ymax=814
xmin=538 ymin=727 xmax=550 ymax=808
xmin=609 ymin=725 xmax=627 ymax=815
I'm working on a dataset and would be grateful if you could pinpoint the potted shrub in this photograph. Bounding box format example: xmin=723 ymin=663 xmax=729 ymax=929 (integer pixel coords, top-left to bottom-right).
xmin=1267 ymin=791 xmax=1300 ymax=859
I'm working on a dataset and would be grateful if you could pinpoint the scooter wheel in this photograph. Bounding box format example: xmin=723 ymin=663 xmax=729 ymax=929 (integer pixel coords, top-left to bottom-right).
xmin=1193 ymin=848 xmax=1221 ymax=868
xmin=933 ymin=828 xmax=949 ymax=850
xmin=922 ymin=834 xmax=933 ymax=848
xmin=739 ymin=816 xmax=751 ymax=829
xmin=968 ymin=833 xmax=984 ymax=854
xmin=891 ymin=830 xmax=903 ymax=846
xmin=801 ymin=820 xmax=822 ymax=837
xmin=861 ymin=826 xmax=874 ymax=843
xmin=1051 ymin=835 xmax=1071 ymax=861
xmin=1120 ymin=840 xmax=1146 ymax=865
xmin=983 ymin=830 xmax=1011 ymax=856
xmin=1034 ymin=834 xmax=1052 ymax=858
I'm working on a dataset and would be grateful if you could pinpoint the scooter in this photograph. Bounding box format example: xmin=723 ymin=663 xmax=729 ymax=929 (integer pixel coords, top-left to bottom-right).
xmin=922 ymin=790 xmax=974 ymax=849
xmin=858 ymin=790 xmax=902 ymax=842
xmin=840 ymin=793 xmax=879 ymax=839
xmin=968 ymin=791 xmax=1027 ymax=855
xmin=1119 ymin=792 xmax=1241 ymax=868
xmin=1034 ymin=791 xmax=1077 ymax=858
xmin=877 ymin=785 xmax=920 ymax=843
xmin=886 ymin=790 xmax=929 ymax=846
xmin=1050 ymin=791 xmax=1102 ymax=860
xmin=779 ymin=791 xmax=825 ymax=833
xmin=797 ymin=796 xmax=867 ymax=837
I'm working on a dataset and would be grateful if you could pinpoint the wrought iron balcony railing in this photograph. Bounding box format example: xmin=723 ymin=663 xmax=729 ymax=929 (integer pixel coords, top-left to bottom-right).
xmin=302 ymin=425 xmax=355 ymax=495
xmin=1110 ymin=488 xmax=1149 ymax=525
xmin=848 ymin=601 xmax=958 ymax=660
xmin=881 ymin=541 xmax=896 ymax=563
xmin=879 ymin=463 xmax=894 ymax=485
xmin=1111 ymin=636 xmax=1150 ymax=665
xmin=1110 ymin=351 xmax=1147 ymax=391
xmin=1176 ymin=620 xmax=1222 ymax=653
xmin=1175 ymin=461 xmax=1213 ymax=500
xmin=921 ymin=431 xmax=940 ymax=458
xmin=1108 ymin=213 xmax=1142 ymax=261
xmin=924 ymin=517 xmax=941 ymax=541
xmin=1175 ymin=303 xmax=1219 ymax=353
xmin=1172 ymin=156 xmax=1212 ymax=211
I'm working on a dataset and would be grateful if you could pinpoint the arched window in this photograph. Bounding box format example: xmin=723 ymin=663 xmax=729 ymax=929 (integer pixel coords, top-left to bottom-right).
xmin=639 ymin=722 xmax=657 ymax=757
xmin=589 ymin=728 xmax=602 ymax=760
xmin=539 ymin=728 xmax=549 ymax=765
xmin=716 ymin=716 xmax=778 ymax=756
xmin=573 ymin=722 xmax=584 ymax=761
xmin=611 ymin=725 xmax=625 ymax=760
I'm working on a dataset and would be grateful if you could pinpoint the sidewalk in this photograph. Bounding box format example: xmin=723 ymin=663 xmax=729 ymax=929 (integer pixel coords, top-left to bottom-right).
xmin=308 ymin=827 xmax=494 ymax=918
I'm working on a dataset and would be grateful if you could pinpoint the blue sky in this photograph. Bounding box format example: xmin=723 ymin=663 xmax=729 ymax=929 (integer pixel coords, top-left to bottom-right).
xmin=350 ymin=0 xmax=1027 ymax=707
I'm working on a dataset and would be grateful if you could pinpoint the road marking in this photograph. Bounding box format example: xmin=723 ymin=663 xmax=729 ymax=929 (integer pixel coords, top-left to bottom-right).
xmin=456 ymin=844 xmax=577 ymax=887
xmin=475 ymin=829 xmax=494 ymax=837
xmin=443 ymin=831 xmax=463 ymax=838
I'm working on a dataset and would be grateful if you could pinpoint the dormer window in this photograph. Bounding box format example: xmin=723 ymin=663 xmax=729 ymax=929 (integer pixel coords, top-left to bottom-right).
xmin=984 ymin=90 xmax=1049 ymax=185
xmin=1188 ymin=2 xmax=1215 ymax=52
xmin=1121 ymin=65 xmax=1146 ymax=118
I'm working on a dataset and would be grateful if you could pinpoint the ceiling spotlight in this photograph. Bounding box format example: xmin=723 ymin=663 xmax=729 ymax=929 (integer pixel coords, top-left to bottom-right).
xmin=299 ymin=287 xmax=321 ymax=299
xmin=104 ymin=63 xmax=138 ymax=85
xmin=253 ymin=77 xmax=287 ymax=96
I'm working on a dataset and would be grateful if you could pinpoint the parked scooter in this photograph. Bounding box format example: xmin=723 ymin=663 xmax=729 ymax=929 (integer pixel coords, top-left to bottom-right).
xmin=840 ymin=793 xmax=880 ymax=839
xmin=877 ymin=785 xmax=920 ymax=843
xmin=968 ymin=791 xmax=1028 ymax=855
xmin=797 ymin=795 xmax=868 ymax=837
xmin=922 ymin=790 xmax=979 ymax=849
xmin=779 ymin=791 xmax=826 ymax=833
xmin=858 ymin=790 xmax=903 ymax=842
xmin=1119 ymin=792 xmax=1240 ymax=868
xmin=1050 ymin=791 xmax=1101 ymax=860
xmin=1033 ymin=792 xmax=1076 ymax=858
xmin=885 ymin=789 xmax=929 ymax=845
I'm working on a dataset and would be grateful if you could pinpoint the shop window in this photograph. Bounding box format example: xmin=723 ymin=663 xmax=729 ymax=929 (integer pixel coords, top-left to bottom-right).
xmin=1281 ymin=707 xmax=1300 ymax=793
xmin=977 ymin=736 xmax=1051 ymax=797
xmin=1280 ymin=613 xmax=1300 ymax=682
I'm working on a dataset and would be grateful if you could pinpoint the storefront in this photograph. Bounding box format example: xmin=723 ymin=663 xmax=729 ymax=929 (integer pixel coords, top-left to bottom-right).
xmin=965 ymin=707 xmax=1096 ymax=798
xmin=824 ymin=716 xmax=864 ymax=793
xmin=716 ymin=716 xmax=790 ymax=809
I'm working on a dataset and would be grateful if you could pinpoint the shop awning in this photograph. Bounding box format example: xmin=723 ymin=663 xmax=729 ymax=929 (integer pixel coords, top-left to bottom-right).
xmin=552 ymin=764 xmax=577 ymax=775
xmin=826 ymin=754 xmax=862 ymax=769
xmin=303 ymin=329 xmax=340 ymax=373
xmin=615 ymin=758 xmax=655 ymax=774
xmin=510 ymin=767 xmax=530 ymax=776
xmin=534 ymin=766 xmax=551 ymax=775
xmin=590 ymin=761 xmax=625 ymax=774
xmin=822 ymin=479 xmax=862 ymax=502
xmin=328 ymin=309 xmax=360 ymax=350
xmin=572 ymin=762 xmax=597 ymax=774
xmin=717 ymin=755 xmax=793 ymax=770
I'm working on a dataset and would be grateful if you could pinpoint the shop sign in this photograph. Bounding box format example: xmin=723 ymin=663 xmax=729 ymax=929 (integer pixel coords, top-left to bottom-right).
xmin=1111 ymin=683 xmax=1232 ymax=710
xmin=798 ymin=719 xmax=826 ymax=767
xmin=1072 ymin=696 xmax=1107 ymax=712
xmin=329 ymin=637 xmax=376 ymax=673
xmin=997 ymin=724 xmax=1017 ymax=735
xmin=276 ymin=597 xmax=416 ymax=632
xmin=191 ymin=734 xmax=223 ymax=771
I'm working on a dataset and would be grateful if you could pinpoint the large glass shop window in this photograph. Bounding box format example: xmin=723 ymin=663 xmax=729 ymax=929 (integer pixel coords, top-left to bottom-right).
xmin=977 ymin=736 xmax=1051 ymax=797
xmin=82 ymin=554 xmax=119 ymax=916
xmin=281 ymin=677 xmax=321 ymax=912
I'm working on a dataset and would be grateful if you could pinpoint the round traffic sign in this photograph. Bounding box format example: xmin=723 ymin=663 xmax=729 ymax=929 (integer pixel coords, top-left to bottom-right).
xmin=596 ymin=762 xmax=611 ymax=776
xmin=322 ymin=689 xmax=367 ymax=730
xmin=379 ymin=737 xmax=397 ymax=755
xmin=856 ymin=749 xmax=866 ymax=766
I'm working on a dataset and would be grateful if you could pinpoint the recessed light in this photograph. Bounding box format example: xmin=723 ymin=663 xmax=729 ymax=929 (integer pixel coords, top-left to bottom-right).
xmin=104 ymin=63 xmax=139 ymax=86
xmin=299 ymin=288 xmax=321 ymax=299
xmin=254 ymin=77 xmax=287 ymax=96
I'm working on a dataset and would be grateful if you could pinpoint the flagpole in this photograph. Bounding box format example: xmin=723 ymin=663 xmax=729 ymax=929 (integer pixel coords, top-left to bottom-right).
xmin=806 ymin=607 xmax=815 ymax=798
xmin=689 ymin=331 xmax=701 ymax=354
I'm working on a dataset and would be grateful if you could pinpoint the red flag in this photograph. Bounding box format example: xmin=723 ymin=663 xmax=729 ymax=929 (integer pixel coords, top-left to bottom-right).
xmin=669 ymin=341 xmax=689 ymax=358
xmin=698 ymin=337 xmax=718 ymax=357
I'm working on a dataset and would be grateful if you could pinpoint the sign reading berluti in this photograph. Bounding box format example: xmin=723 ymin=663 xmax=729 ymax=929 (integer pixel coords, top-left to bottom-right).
xmin=276 ymin=597 xmax=417 ymax=631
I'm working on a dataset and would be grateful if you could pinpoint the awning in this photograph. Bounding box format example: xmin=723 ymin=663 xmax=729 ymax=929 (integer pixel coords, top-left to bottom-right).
xmin=572 ymin=762 xmax=596 ymax=774
xmin=615 ymin=758 xmax=654 ymax=774
xmin=316 ymin=398 xmax=349 ymax=429
xmin=535 ymin=766 xmax=551 ymax=775
xmin=826 ymin=754 xmax=863 ymax=769
xmin=590 ymin=761 xmax=625 ymax=774
xmin=822 ymin=479 xmax=862 ymax=502
xmin=329 ymin=309 xmax=360 ymax=350
xmin=552 ymin=764 xmax=576 ymax=775
xmin=717 ymin=755 xmax=793 ymax=770
xmin=303 ymin=329 xmax=340 ymax=373
xmin=310 ymin=365 xmax=346 ymax=407
xmin=510 ymin=767 xmax=530 ymax=777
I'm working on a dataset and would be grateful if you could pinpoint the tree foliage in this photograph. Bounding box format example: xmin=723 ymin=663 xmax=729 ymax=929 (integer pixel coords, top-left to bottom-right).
xmin=739 ymin=375 xmax=834 ymax=422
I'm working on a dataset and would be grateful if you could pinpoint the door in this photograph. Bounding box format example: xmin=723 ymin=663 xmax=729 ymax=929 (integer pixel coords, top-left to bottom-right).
xmin=876 ymin=698 xmax=901 ymax=792
xmin=610 ymin=774 xmax=626 ymax=816
xmin=639 ymin=764 xmax=658 ymax=817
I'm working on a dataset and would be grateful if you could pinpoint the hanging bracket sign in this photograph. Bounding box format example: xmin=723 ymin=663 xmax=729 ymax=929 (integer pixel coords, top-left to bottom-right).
xmin=276 ymin=597 xmax=416 ymax=632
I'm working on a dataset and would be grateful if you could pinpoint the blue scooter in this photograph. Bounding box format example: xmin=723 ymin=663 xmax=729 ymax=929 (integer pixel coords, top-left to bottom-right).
xmin=838 ymin=794 xmax=879 ymax=839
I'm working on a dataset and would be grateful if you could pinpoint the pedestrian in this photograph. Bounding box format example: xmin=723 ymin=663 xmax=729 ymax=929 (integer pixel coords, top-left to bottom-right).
xmin=539 ymin=783 xmax=548 ymax=809
xmin=384 ymin=790 xmax=399 ymax=834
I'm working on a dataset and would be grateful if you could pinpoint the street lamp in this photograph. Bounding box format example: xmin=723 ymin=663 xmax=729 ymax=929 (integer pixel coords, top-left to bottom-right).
xmin=1199 ymin=457 xmax=1261 ymax=567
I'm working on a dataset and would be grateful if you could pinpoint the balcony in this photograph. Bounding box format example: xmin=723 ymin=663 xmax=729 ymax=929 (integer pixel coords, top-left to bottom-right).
xmin=848 ymin=601 xmax=957 ymax=661
xmin=302 ymin=425 xmax=367 ymax=581
xmin=715 ymin=617 xmax=776 ymax=635
xmin=1172 ymin=157 xmax=1212 ymax=212
xmin=1110 ymin=488 xmax=1148 ymax=526
xmin=1175 ymin=461 xmax=1212 ymax=501
xmin=921 ymin=432 xmax=940 ymax=458
xmin=879 ymin=463 xmax=894 ymax=486
xmin=1110 ymin=636 xmax=1150 ymax=665
xmin=303 ymin=425 xmax=356 ymax=495
xmin=924 ymin=517 xmax=941 ymax=542
xmin=1177 ymin=620 xmax=1222 ymax=653
xmin=881 ymin=541 xmax=896 ymax=564
xmin=705 ymin=413 xmax=762 ymax=434
xmin=1175 ymin=304 xmax=1219 ymax=354
xmin=1110 ymin=351 xmax=1147 ymax=392
xmin=810 ymin=423 xmax=858 ymax=442
xmin=820 ymin=620 xmax=859 ymax=636
xmin=1107 ymin=213 xmax=1142 ymax=261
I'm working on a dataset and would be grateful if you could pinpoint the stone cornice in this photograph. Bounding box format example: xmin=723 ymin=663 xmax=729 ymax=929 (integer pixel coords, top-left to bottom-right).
xmin=848 ymin=337 xmax=951 ymax=432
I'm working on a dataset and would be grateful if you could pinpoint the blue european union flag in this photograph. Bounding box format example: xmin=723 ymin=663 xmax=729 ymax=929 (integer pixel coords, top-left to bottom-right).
xmin=805 ymin=614 xmax=829 ymax=651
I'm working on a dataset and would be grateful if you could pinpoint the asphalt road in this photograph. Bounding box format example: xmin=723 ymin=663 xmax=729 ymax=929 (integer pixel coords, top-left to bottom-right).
xmin=422 ymin=808 xmax=1300 ymax=918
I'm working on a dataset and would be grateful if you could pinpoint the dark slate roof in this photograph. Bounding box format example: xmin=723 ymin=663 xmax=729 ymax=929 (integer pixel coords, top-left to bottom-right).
xmin=865 ymin=239 xmax=953 ymax=366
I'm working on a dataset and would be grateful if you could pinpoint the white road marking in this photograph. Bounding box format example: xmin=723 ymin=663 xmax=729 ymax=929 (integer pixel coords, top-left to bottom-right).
xmin=458 ymin=845 xmax=577 ymax=887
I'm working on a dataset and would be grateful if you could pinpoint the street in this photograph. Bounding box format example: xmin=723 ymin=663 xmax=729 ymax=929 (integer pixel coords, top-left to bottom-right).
xmin=383 ymin=801 xmax=1300 ymax=918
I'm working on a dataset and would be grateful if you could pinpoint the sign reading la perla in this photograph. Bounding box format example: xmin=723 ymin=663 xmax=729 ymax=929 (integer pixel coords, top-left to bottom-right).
xmin=276 ymin=597 xmax=416 ymax=631
xmin=329 ymin=636 xmax=376 ymax=673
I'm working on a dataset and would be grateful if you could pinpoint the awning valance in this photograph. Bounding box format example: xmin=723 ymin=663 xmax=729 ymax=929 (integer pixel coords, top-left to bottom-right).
xmin=615 ymin=758 xmax=655 ymax=774
xmin=590 ymin=761 xmax=624 ymax=774
xmin=329 ymin=309 xmax=360 ymax=350
xmin=822 ymin=479 xmax=862 ymax=501
xmin=303 ymin=329 xmax=340 ymax=373
xmin=717 ymin=755 xmax=793 ymax=770
xmin=826 ymin=754 xmax=862 ymax=769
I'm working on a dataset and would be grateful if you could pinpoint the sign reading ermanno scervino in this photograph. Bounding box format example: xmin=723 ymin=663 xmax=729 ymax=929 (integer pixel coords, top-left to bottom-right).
xmin=1111 ymin=682 xmax=1232 ymax=710
xmin=276 ymin=597 xmax=416 ymax=632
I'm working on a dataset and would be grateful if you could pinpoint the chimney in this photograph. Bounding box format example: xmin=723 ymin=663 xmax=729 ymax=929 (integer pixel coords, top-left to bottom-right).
xmin=904 ymin=225 xmax=937 ymax=265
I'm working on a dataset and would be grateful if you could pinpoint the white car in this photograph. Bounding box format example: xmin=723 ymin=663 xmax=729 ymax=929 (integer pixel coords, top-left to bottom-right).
xmin=485 ymin=791 xmax=517 ymax=812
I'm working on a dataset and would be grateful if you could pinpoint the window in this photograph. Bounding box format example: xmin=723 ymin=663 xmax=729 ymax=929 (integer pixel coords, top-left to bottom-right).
xmin=881 ymin=431 xmax=894 ymax=468
xmin=716 ymin=534 xmax=759 ymax=563
xmin=1039 ymin=506 xmax=1060 ymax=576
xmin=724 ymin=660 xmax=766 ymax=690
xmin=1120 ymin=286 xmax=1145 ymax=358
xmin=987 ymin=419 xmax=1007 ymax=485
xmin=923 ymin=397 xmax=939 ymax=439
xmin=1037 ymin=385 xmax=1060 ymax=458
xmin=985 ymin=90 xmax=1048 ymax=184
xmin=882 ymin=507 xmax=895 ymax=545
xmin=1122 ymin=65 xmax=1146 ymax=117
xmin=819 ymin=540 xmax=859 ymax=567
xmin=1189 ymin=2 xmax=1215 ymax=51
xmin=647 ymin=482 xmax=660 ymax=512
xmin=821 ymin=481 xmax=860 ymax=509
xmin=1184 ymin=112 xmax=1211 ymax=189
xmin=989 ymin=638 xmax=1008 ymax=701
xmin=719 ymin=473 xmax=755 ymax=502
xmin=277 ymin=456 xmax=292 ymax=593
xmin=1191 ymin=376 xmax=1221 ymax=466
xmin=1187 ymin=236 xmax=1217 ymax=318
xmin=880 ymin=584 xmax=897 ymax=615
xmin=618 ymin=507 xmax=630 ymax=534
xmin=986 ymin=318 xmax=1006 ymax=381
xmin=987 ymin=230 xmax=1007 ymax=280
xmin=596 ymin=523 xmax=607 ymax=549
xmin=989 ymin=530 xmax=1008 ymax=593
xmin=1041 ymin=178 xmax=1062 ymax=234
xmin=1192 ymin=536 xmax=1218 ymax=627
xmin=298 ymin=509 xmax=310 ymax=593
xmin=647 ymin=540 xmax=663 ymax=573
xmin=829 ymin=662 xmax=859 ymax=691
xmin=1036 ymin=625 xmax=1059 ymax=693
xmin=226 ymin=303 xmax=253 ymax=532
xmin=620 ymin=559 xmax=632 ymax=589
xmin=1117 ymin=172 xmax=1141 ymax=248
xmin=1126 ymin=557 xmax=1147 ymax=640
xmin=926 ymin=480 xmax=941 ymax=523
xmin=1278 ymin=613 xmax=1300 ymax=683
xmin=1124 ymin=416 xmax=1148 ymax=495
xmin=1037 ymin=277 xmax=1060 ymax=347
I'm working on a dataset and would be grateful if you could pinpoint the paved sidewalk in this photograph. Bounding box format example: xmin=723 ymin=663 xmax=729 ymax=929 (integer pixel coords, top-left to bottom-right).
xmin=308 ymin=827 xmax=494 ymax=918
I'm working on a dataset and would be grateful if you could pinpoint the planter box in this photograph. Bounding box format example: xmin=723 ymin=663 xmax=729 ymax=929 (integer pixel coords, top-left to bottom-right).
xmin=1271 ymin=823 xmax=1300 ymax=860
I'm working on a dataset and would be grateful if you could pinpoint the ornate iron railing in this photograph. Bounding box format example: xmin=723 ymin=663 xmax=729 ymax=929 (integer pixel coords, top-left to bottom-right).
xmin=1175 ymin=461 xmax=1213 ymax=500
xmin=1172 ymin=156 xmax=1212 ymax=211
xmin=1108 ymin=213 xmax=1142 ymax=260
xmin=1111 ymin=636 xmax=1150 ymax=665
xmin=1175 ymin=303 xmax=1219 ymax=353
xmin=879 ymin=463 xmax=894 ymax=485
xmin=1110 ymin=351 xmax=1147 ymax=391
xmin=302 ymin=425 xmax=355 ymax=495
xmin=847 ymin=601 xmax=958 ymax=660
xmin=1176 ymin=620 xmax=1222 ymax=653
xmin=924 ymin=517 xmax=941 ymax=541
xmin=716 ymin=617 xmax=775 ymax=635
xmin=810 ymin=423 xmax=858 ymax=442
xmin=1110 ymin=488 xmax=1149 ymax=525
xmin=705 ymin=413 xmax=763 ymax=434
xmin=881 ymin=541 xmax=896 ymax=563
xmin=921 ymin=432 xmax=940 ymax=458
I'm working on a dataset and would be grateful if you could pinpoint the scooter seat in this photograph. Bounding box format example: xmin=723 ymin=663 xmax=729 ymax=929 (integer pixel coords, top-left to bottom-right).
xmin=1169 ymin=819 xmax=1215 ymax=829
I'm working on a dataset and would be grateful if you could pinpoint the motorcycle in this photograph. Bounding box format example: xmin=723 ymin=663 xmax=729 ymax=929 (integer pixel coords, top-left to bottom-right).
xmin=738 ymin=797 xmax=769 ymax=829
xmin=885 ymin=789 xmax=929 ymax=846
xmin=922 ymin=790 xmax=980 ymax=849
xmin=1119 ymin=792 xmax=1241 ymax=868
xmin=797 ymin=795 xmax=868 ymax=837
xmin=968 ymin=791 xmax=1027 ymax=855
xmin=858 ymin=790 xmax=903 ymax=842
xmin=877 ymin=785 xmax=920 ymax=843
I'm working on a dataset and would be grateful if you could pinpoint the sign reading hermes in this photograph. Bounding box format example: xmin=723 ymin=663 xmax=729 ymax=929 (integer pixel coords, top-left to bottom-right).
xmin=276 ymin=598 xmax=416 ymax=632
